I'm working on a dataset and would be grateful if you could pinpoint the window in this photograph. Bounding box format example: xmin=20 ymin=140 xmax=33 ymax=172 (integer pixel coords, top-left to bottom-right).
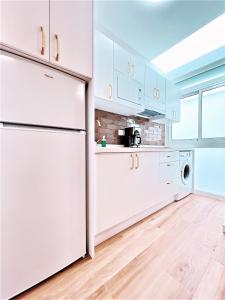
xmin=172 ymin=95 xmax=199 ymax=140
xmin=170 ymin=83 xmax=225 ymax=146
xmin=202 ymin=85 xmax=225 ymax=138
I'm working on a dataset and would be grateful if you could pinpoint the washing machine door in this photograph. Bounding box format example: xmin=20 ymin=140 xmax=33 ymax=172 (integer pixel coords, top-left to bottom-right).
xmin=181 ymin=162 xmax=191 ymax=185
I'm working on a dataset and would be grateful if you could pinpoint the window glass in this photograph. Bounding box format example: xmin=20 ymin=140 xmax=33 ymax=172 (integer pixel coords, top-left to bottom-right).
xmin=172 ymin=95 xmax=199 ymax=140
xmin=202 ymin=85 xmax=225 ymax=138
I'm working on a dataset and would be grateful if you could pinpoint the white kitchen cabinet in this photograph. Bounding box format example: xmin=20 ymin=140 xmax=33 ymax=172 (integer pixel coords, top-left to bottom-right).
xmin=132 ymin=56 xmax=145 ymax=85
xmin=96 ymin=153 xmax=133 ymax=234
xmin=165 ymin=81 xmax=181 ymax=122
xmin=94 ymin=31 xmax=114 ymax=101
xmin=144 ymin=66 xmax=166 ymax=113
xmin=159 ymin=161 xmax=179 ymax=183
xmin=132 ymin=152 xmax=159 ymax=214
xmin=0 ymin=0 xmax=93 ymax=77
xmin=0 ymin=0 xmax=49 ymax=61
xmin=96 ymin=150 xmax=180 ymax=236
xmin=159 ymin=151 xmax=179 ymax=202
xmin=96 ymin=151 xmax=179 ymax=239
xmin=50 ymin=0 xmax=93 ymax=78
xmin=114 ymin=43 xmax=131 ymax=77
xmin=116 ymin=73 xmax=142 ymax=105
xmin=114 ymin=43 xmax=145 ymax=84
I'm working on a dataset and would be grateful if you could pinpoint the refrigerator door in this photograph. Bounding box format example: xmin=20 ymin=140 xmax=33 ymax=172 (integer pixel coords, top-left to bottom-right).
xmin=0 ymin=51 xmax=85 ymax=130
xmin=0 ymin=125 xmax=86 ymax=299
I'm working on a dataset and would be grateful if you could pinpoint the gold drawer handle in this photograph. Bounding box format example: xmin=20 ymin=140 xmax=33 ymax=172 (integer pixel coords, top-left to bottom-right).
xmin=40 ymin=26 xmax=45 ymax=55
xmin=55 ymin=34 xmax=60 ymax=62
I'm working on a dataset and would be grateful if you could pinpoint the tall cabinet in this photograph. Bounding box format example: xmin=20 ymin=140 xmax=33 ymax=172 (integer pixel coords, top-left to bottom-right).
xmin=0 ymin=0 xmax=93 ymax=77
xmin=49 ymin=0 xmax=92 ymax=77
xmin=0 ymin=1 xmax=49 ymax=61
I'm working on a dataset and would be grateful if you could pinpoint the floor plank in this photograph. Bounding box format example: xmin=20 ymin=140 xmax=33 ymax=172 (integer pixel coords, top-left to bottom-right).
xmin=15 ymin=194 xmax=225 ymax=300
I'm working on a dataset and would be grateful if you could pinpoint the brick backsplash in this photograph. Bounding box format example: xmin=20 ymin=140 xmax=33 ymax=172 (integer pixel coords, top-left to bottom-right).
xmin=95 ymin=109 xmax=165 ymax=146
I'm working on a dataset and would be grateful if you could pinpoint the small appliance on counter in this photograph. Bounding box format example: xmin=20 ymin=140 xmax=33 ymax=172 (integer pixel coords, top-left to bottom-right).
xmin=124 ymin=126 xmax=142 ymax=147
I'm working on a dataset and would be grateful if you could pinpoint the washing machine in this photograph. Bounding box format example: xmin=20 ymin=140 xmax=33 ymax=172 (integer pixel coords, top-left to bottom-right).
xmin=176 ymin=151 xmax=193 ymax=200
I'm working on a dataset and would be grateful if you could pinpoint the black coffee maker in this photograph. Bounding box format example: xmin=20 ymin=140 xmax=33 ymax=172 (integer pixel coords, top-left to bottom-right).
xmin=124 ymin=126 xmax=142 ymax=147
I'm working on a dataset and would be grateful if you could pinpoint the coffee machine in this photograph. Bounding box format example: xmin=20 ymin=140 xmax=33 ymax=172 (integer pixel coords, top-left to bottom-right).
xmin=124 ymin=126 xmax=142 ymax=147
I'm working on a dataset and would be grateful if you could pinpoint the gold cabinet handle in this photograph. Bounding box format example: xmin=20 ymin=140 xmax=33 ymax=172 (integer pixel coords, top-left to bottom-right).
xmin=152 ymin=87 xmax=156 ymax=99
xmin=130 ymin=154 xmax=134 ymax=170
xmin=108 ymin=84 xmax=112 ymax=100
xmin=157 ymin=89 xmax=160 ymax=100
xmin=135 ymin=153 xmax=139 ymax=169
xmin=172 ymin=110 xmax=176 ymax=119
xmin=40 ymin=26 xmax=45 ymax=55
xmin=55 ymin=34 xmax=60 ymax=62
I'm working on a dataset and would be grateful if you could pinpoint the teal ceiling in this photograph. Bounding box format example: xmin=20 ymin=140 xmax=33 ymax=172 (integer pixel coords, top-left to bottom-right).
xmin=95 ymin=0 xmax=225 ymax=61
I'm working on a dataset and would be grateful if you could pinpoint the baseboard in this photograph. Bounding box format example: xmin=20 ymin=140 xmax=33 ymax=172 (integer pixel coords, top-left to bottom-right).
xmin=194 ymin=189 xmax=225 ymax=201
xmin=95 ymin=197 xmax=174 ymax=246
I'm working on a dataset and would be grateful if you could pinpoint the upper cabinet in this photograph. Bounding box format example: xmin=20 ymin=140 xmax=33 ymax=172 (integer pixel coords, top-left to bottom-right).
xmin=165 ymin=81 xmax=181 ymax=122
xmin=0 ymin=0 xmax=93 ymax=78
xmin=114 ymin=43 xmax=145 ymax=85
xmin=0 ymin=1 xmax=49 ymax=61
xmin=49 ymin=0 xmax=92 ymax=78
xmin=144 ymin=66 xmax=166 ymax=113
xmin=114 ymin=42 xmax=144 ymax=106
xmin=94 ymin=31 xmax=114 ymax=101
xmin=94 ymin=31 xmax=180 ymax=119
xmin=114 ymin=44 xmax=131 ymax=77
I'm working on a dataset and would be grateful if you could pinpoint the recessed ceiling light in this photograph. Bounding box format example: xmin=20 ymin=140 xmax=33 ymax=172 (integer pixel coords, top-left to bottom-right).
xmin=151 ymin=13 xmax=225 ymax=73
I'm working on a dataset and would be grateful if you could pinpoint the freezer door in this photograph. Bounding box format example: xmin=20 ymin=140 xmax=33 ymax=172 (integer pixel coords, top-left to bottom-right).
xmin=0 ymin=126 xmax=86 ymax=299
xmin=0 ymin=52 xmax=85 ymax=130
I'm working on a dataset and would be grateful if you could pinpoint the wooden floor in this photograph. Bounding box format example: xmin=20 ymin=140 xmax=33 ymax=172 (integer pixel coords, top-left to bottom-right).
xmin=16 ymin=194 xmax=225 ymax=300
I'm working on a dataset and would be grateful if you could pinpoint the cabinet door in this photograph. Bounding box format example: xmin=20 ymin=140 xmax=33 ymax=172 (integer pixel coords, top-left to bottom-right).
xmin=114 ymin=43 xmax=131 ymax=77
xmin=166 ymin=81 xmax=181 ymax=122
xmin=50 ymin=0 xmax=93 ymax=78
xmin=144 ymin=67 xmax=166 ymax=112
xmin=132 ymin=56 xmax=145 ymax=85
xmin=117 ymin=73 xmax=142 ymax=105
xmin=96 ymin=153 xmax=133 ymax=234
xmin=156 ymin=73 xmax=166 ymax=110
xmin=0 ymin=1 xmax=49 ymax=60
xmin=132 ymin=152 xmax=160 ymax=214
xmin=94 ymin=31 xmax=113 ymax=100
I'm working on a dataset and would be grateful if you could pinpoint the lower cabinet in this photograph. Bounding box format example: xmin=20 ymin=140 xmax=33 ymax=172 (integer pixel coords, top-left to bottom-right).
xmin=96 ymin=153 xmax=133 ymax=234
xmin=132 ymin=152 xmax=159 ymax=214
xmin=96 ymin=151 xmax=179 ymax=236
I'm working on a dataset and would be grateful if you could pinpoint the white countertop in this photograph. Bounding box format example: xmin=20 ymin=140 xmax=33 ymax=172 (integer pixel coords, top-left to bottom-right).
xmin=95 ymin=144 xmax=176 ymax=153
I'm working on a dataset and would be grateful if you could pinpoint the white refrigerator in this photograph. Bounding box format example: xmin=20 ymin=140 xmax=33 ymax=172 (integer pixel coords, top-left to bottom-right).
xmin=0 ymin=51 xmax=86 ymax=299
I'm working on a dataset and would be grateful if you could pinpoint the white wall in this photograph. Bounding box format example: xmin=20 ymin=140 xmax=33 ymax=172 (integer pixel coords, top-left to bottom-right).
xmin=194 ymin=148 xmax=225 ymax=197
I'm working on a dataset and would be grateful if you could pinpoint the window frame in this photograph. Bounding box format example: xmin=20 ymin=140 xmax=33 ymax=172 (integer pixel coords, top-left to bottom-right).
xmin=168 ymin=81 xmax=225 ymax=148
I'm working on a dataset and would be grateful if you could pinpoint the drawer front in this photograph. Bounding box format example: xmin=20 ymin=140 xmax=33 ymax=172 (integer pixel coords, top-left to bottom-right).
xmin=159 ymin=161 xmax=179 ymax=182
xmin=160 ymin=151 xmax=179 ymax=163
xmin=159 ymin=180 xmax=178 ymax=202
